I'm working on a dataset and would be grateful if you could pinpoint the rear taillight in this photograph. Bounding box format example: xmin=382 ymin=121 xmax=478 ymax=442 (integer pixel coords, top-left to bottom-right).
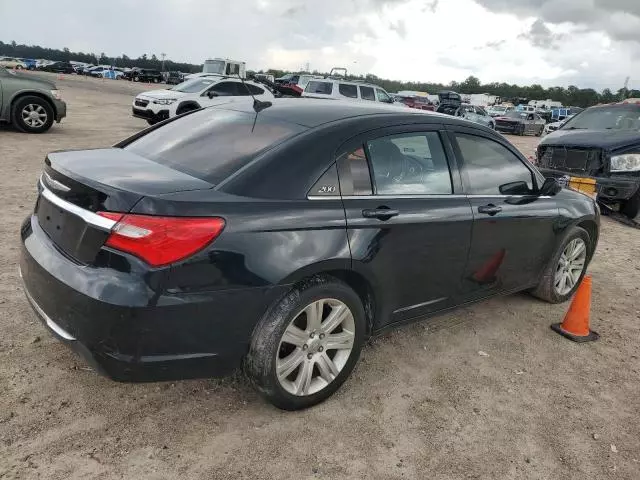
xmin=97 ymin=212 xmax=225 ymax=267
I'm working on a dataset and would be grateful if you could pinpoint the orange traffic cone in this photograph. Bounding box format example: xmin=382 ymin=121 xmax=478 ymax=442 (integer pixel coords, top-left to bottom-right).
xmin=551 ymin=275 xmax=599 ymax=342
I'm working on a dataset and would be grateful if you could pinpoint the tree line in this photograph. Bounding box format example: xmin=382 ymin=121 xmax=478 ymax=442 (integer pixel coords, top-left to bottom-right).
xmin=2 ymin=40 xmax=638 ymax=108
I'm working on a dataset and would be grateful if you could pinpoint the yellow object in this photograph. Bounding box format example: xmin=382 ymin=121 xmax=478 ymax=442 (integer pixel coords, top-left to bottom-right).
xmin=569 ymin=176 xmax=597 ymax=198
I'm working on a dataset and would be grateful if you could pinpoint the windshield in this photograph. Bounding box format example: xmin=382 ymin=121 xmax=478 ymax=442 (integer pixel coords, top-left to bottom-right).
xmin=562 ymin=105 xmax=640 ymax=130
xmin=203 ymin=60 xmax=225 ymax=75
xmin=125 ymin=109 xmax=306 ymax=184
xmin=171 ymin=78 xmax=217 ymax=93
xmin=503 ymin=111 xmax=527 ymax=119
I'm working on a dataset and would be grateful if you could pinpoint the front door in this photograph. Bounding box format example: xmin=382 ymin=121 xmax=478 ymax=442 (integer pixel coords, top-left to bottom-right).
xmin=338 ymin=126 xmax=474 ymax=328
xmin=449 ymin=128 xmax=559 ymax=299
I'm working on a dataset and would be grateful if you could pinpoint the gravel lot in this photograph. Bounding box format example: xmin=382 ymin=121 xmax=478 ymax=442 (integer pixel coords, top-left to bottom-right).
xmin=1 ymin=72 xmax=639 ymax=480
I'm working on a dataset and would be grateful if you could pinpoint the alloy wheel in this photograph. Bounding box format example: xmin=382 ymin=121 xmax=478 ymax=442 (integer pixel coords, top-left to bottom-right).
xmin=21 ymin=104 xmax=48 ymax=128
xmin=554 ymin=238 xmax=587 ymax=295
xmin=276 ymin=298 xmax=355 ymax=396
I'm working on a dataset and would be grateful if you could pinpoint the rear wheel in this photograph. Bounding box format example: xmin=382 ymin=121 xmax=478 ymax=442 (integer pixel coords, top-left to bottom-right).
xmin=11 ymin=96 xmax=55 ymax=133
xmin=531 ymin=226 xmax=591 ymax=303
xmin=245 ymin=276 xmax=365 ymax=410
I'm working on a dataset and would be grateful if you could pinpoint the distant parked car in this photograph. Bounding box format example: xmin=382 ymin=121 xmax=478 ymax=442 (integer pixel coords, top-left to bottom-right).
xmin=277 ymin=74 xmax=321 ymax=96
xmin=132 ymin=76 xmax=274 ymax=124
xmin=436 ymin=91 xmax=462 ymax=115
xmin=0 ymin=57 xmax=28 ymax=70
xmin=0 ymin=66 xmax=66 ymax=133
xmin=455 ymin=104 xmax=496 ymax=129
xmin=90 ymin=67 xmax=125 ymax=80
xmin=165 ymin=71 xmax=185 ymax=85
xmin=37 ymin=61 xmax=75 ymax=74
xmin=494 ymin=111 xmax=545 ymax=136
xmin=543 ymin=115 xmax=574 ymax=135
xmin=301 ymin=79 xmax=394 ymax=104
xmin=19 ymin=58 xmax=37 ymax=70
xmin=125 ymin=68 xmax=163 ymax=83
xmin=395 ymin=95 xmax=435 ymax=111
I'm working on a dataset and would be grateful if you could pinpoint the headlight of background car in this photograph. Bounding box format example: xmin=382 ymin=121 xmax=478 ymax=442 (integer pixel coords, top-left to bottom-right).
xmin=610 ymin=153 xmax=640 ymax=172
xmin=50 ymin=90 xmax=62 ymax=100
xmin=152 ymin=99 xmax=177 ymax=105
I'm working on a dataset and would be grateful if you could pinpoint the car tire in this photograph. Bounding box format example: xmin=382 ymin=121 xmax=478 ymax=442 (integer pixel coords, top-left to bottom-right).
xmin=11 ymin=95 xmax=55 ymax=134
xmin=530 ymin=226 xmax=591 ymax=304
xmin=621 ymin=190 xmax=640 ymax=222
xmin=245 ymin=275 xmax=366 ymax=410
xmin=16 ymin=65 xmax=23 ymax=70
xmin=133 ymin=76 xmax=139 ymax=82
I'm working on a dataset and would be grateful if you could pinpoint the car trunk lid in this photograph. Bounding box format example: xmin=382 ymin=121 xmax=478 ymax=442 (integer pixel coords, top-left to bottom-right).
xmin=37 ymin=148 xmax=213 ymax=264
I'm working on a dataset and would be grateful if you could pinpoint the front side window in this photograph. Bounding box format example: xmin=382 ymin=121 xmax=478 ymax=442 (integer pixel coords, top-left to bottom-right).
xmin=210 ymin=81 xmax=240 ymax=96
xmin=376 ymin=89 xmax=391 ymax=103
xmin=339 ymin=83 xmax=358 ymax=98
xmin=454 ymin=133 xmax=534 ymax=195
xmin=367 ymin=132 xmax=452 ymax=195
xmin=359 ymin=86 xmax=375 ymax=101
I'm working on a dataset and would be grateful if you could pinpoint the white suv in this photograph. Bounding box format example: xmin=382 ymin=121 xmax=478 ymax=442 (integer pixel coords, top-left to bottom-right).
xmin=301 ymin=79 xmax=394 ymax=104
xmin=132 ymin=77 xmax=275 ymax=124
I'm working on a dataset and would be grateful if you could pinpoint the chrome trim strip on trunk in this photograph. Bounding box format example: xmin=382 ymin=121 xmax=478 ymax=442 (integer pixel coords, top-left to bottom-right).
xmin=39 ymin=178 xmax=117 ymax=232
xmin=19 ymin=268 xmax=76 ymax=341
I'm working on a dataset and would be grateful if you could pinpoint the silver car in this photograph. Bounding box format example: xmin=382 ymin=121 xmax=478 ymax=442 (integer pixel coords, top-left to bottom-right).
xmin=455 ymin=104 xmax=496 ymax=129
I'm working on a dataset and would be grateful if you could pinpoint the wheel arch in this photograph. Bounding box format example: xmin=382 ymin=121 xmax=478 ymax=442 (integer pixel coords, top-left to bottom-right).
xmin=279 ymin=262 xmax=378 ymax=336
xmin=576 ymin=218 xmax=599 ymax=260
xmin=176 ymin=100 xmax=201 ymax=115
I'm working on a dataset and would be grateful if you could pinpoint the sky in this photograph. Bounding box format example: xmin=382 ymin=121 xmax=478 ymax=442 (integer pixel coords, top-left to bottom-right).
xmin=1 ymin=0 xmax=639 ymax=90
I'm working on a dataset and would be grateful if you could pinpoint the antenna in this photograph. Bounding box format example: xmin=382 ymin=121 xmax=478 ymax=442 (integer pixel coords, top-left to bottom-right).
xmin=235 ymin=73 xmax=272 ymax=113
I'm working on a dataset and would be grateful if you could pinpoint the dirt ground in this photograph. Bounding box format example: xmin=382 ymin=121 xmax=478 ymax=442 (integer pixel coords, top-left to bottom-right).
xmin=1 ymin=72 xmax=639 ymax=480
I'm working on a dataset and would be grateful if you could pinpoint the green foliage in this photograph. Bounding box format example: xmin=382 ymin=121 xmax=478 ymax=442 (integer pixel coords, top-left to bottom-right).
xmin=0 ymin=40 xmax=630 ymax=107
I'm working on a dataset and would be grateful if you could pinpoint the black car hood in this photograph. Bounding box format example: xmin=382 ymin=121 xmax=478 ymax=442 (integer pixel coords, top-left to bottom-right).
xmin=540 ymin=129 xmax=640 ymax=150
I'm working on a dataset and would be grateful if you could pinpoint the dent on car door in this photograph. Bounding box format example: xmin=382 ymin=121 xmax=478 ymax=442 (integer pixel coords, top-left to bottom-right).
xmin=449 ymin=128 xmax=559 ymax=299
xmin=338 ymin=126 xmax=474 ymax=329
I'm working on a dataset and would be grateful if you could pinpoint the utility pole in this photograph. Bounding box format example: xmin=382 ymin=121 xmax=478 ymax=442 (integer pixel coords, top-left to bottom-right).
xmin=161 ymin=53 xmax=166 ymax=72
xmin=622 ymin=76 xmax=630 ymax=100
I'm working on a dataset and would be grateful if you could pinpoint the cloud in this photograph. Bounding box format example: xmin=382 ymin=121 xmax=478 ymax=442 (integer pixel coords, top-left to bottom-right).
xmin=475 ymin=0 xmax=640 ymax=44
xmin=389 ymin=19 xmax=408 ymax=38
xmin=518 ymin=19 xmax=564 ymax=48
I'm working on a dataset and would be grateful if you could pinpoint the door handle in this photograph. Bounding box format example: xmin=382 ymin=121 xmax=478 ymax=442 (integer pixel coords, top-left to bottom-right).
xmin=362 ymin=208 xmax=400 ymax=220
xmin=478 ymin=204 xmax=502 ymax=216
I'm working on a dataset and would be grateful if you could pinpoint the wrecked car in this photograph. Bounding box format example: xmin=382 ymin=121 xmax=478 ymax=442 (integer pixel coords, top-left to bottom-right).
xmin=537 ymin=102 xmax=640 ymax=222
xmin=494 ymin=111 xmax=545 ymax=136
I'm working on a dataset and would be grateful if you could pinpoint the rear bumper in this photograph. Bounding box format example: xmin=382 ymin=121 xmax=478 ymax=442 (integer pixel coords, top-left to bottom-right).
xmin=20 ymin=214 xmax=287 ymax=382
xmin=539 ymin=169 xmax=640 ymax=201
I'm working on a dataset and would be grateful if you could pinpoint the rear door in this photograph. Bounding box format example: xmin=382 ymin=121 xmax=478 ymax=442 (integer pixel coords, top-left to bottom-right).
xmin=338 ymin=125 xmax=474 ymax=327
xmin=448 ymin=127 xmax=559 ymax=299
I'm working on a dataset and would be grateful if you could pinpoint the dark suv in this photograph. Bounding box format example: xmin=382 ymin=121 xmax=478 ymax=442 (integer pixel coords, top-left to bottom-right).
xmin=126 ymin=68 xmax=163 ymax=83
xmin=537 ymin=102 xmax=640 ymax=222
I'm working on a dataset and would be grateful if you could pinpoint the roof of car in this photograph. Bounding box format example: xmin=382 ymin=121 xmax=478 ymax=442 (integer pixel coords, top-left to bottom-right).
xmin=220 ymin=98 xmax=448 ymax=128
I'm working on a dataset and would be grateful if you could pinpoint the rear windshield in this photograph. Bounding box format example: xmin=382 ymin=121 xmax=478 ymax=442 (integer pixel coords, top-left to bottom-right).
xmin=124 ymin=108 xmax=306 ymax=184
xmin=306 ymin=81 xmax=333 ymax=95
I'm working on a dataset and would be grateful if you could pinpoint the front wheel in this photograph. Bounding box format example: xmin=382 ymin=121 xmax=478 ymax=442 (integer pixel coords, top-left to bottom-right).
xmin=11 ymin=96 xmax=55 ymax=133
xmin=530 ymin=226 xmax=591 ymax=303
xmin=245 ymin=276 xmax=366 ymax=410
xmin=621 ymin=191 xmax=640 ymax=222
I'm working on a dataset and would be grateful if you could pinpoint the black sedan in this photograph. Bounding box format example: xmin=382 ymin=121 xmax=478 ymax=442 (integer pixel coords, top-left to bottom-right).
xmin=20 ymin=100 xmax=599 ymax=410
xmin=37 ymin=62 xmax=75 ymax=74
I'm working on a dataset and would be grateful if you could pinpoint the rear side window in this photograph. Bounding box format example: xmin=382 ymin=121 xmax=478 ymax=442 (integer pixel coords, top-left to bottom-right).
xmin=306 ymin=81 xmax=333 ymax=94
xmin=339 ymin=83 xmax=358 ymax=98
xmin=360 ymin=86 xmax=375 ymax=101
xmin=125 ymin=109 xmax=306 ymax=184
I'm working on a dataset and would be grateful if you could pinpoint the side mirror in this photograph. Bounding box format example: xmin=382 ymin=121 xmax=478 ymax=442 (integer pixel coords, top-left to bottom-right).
xmin=206 ymin=91 xmax=218 ymax=99
xmin=539 ymin=177 xmax=562 ymax=196
xmin=499 ymin=181 xmax=530 ymax=195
